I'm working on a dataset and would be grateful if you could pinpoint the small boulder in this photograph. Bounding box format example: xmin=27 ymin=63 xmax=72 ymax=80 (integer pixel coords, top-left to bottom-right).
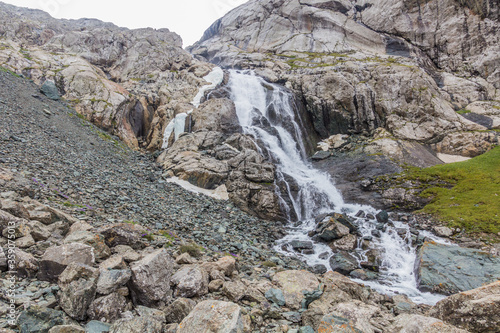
xmin=164 ymin=298 xmax=196 ymax=324
xmin=39 ymin=243 xmax=95 ymax=282
xmin=17 ymin=306 xmax=71 ymax=333
xmin=265 ymin=288 xmax=286 ymax=307
xmin=40 ymin=80 xmax=60 ymax=100
xmin=272 ymin=270 xmax=320 ymax=310
xmin=375 ymin=211 xmax=389 ymax=223
xmin=128 ymin=249 xmax=174 ymax=306
xmin=58 ymin=263 xmax=99 ymax=321
xmin=433 ymin=226 xmax=453 ymax=237
xmin=14 ymin=248 xmax=39 ymax=278
xmin=28 ymin=220 xmax=52 ymax=241
xmin=316 ymin=218 xmax=350 ymax=242
xmin=170 ymin=265 xmax=209 ymax=298
xmin=109 ymin=316 xmax=163 ymax=333
xmin=96 ymin=269 xmax=131 ymax=295
xmin=100 ymin=223 xmax=147 ymax=250
xmin=178 ymin=300 xmax=245 ymax=333
xmin=329 ymin=234 xmax=357 ymax=251
xmin=329 ymin=251 xmax=358 ymax=275
xmin=87 ymin=292 xmax=129 ymax=323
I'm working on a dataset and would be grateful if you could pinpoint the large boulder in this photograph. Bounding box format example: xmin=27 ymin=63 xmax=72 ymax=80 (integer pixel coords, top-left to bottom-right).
xmin=177 ymin=300 xmax=245 ymax=333
xmin=39 ymin=243 xmax=95 ymax=282
xmin=170 ymin=265 xmax=209 ymax=298
xmin=192 ymin=98 xmax=241 ymax=133
xmin=415 ymin=242 xmax=500 ymax=295
xmin=272 ymin=270 xmax=320 ymax=310
xmin=128 ymin=249 xmax=174 ymax=306
xmin=429 ymin=281 xmax=500 ymax=332
xmin=58 ymin=263 xmax=99 ymax=321
xmin=390 ymin=314 xmax=467 ymax=333
xmin=329 ymin=251 xmax=358 ymax=275
xmin=100 ymin=223 xmax=147 ymax=250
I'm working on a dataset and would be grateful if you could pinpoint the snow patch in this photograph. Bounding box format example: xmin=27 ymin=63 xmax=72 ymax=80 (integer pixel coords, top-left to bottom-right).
xmin=166 ymin=176 xmax=229 ymax=200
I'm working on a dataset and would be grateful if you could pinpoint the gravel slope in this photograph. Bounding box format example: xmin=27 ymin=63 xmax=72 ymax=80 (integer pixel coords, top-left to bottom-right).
xmin=0 ymin=70 xmax=295 ymax=265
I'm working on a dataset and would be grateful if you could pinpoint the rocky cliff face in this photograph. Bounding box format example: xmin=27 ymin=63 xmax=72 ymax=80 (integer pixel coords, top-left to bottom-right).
xmin=190 ymin=0 xmax=500 ymax=161
xmin=0 ymin=2 xmax=213 ymax=150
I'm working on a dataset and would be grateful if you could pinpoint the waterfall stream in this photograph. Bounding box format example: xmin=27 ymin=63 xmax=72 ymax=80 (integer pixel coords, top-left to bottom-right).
xmin=228 ymin=70 xmax=447 ymax=305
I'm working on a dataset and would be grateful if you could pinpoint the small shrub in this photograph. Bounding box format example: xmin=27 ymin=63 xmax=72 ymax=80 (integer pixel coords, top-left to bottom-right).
xmin=180 ymin=243 xmax=203 ymax=258
xmin=262 ymin=261 xmax=277 ymax=268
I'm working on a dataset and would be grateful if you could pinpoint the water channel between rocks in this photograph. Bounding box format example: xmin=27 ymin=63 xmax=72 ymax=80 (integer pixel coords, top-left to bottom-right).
xmin=228 ymin=70 xmax=450 ymax=305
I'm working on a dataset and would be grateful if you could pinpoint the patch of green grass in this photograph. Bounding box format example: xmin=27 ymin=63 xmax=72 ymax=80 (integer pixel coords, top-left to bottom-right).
xmin=399 ymin=146 xmax=500 ymax=233
xmin=0 ymin=66 xmax=21 ymax=78
xmin=180 ymin=243 xmax=204 ymax=258
xmin=457 ymin=109 xmax=472 ymax=115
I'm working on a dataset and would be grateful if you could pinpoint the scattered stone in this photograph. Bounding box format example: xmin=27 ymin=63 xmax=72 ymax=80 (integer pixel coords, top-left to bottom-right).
xmin=17 ymin=306 xmax=71 ymax=333
xmin=178 ymin=300 xmax=245 ymax=333
xmin=170 ymin=265 xmax=209 ymax=298
xmin=265 ymin=288 xmax=286 ymax=307
xmin=329 ymin=251 xmax=358 ymax=275
xmin=128 ymin=249 xmax=174 ymax=306
xmin=311 ymin=264 xmax=327 ymax=275
xmin=58 ymin=263 xmax=99 ymax=321
xmin=433 ymin=226 xmax=453 ymax=237
xmin=375 ymin=211 xmax=389 ymax=223
xmin=272 ymin=270 xmax=320 ymax=310
xmin=208 ymin=279 xmax=224 ymax=292
xmin=85 ymin=321 xmax=111 ymax=333
xmin=164 ymin=298 xmax=196 ymax=324
xmin=96 ymin=269 xmax=131 ymax=295
xmin=39 ymin=243 xmax=95 ymax=282
xmin=87 ymin=292 xmax=129 ymax=323
xmin=175 ymin=252 xmax=194 ymax=265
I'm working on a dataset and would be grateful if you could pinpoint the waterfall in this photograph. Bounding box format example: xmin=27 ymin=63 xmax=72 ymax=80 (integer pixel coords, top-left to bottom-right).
xmin=228 ymin=70 xmax=447 ymax=305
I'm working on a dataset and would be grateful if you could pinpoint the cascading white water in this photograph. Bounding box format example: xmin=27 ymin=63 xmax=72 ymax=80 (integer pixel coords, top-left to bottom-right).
xmin=228 ymin=70 xmax=447 ymax=305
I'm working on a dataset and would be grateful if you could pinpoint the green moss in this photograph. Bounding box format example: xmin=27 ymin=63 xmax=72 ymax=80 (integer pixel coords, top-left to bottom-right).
xmin=261 ymin=261 xmax=277 ymax=268
xmin=0 ymin=66 xmax=21 ymax=78
xmin=180 ymin=243 xmax=204 ymax=258
xmin=397 ymin=146 xmax=500 ymax=233
xmin=457 ymin=109 xmax=472 ymax=115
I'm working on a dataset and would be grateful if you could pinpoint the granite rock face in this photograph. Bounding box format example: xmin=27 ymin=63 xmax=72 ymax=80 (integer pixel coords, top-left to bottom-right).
xmin=415 ymin=242 xmax=500 ymax=295
xmin=190 ymin=0 xmax=500 ymax=160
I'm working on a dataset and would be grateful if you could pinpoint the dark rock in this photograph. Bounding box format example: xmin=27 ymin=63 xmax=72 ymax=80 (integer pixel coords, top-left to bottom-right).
xmin=311 ymin=264 xmax=327 ymax=275
xmin=371 ymin=230 xmax=382 ymax=238
xmin=85 ymin=321 xmax=111 ymax=333
xmin=376 ymin=210 xmax=389 ymax=223
xmin=349 ymin=269 xmax=378 ymax=281
xmin=329 ymin=251 xmax=358 ymax=275
xmin=311 ymin=151 xmax=331 ymax=161
xmin=282 ymin=311 xmax=301 ymax=323
xmin=40 ymin=81 xmax=60 ymax=100
xmin=17 ymin=306 xmax=70 ymax=333
xmin=415 ymin=242 xmax=500 ymax=295
xmin=290 ymin=240 xmax=314 ymax=250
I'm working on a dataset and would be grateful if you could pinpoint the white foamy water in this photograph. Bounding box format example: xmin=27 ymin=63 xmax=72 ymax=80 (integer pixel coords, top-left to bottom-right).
xmin=228 ymin=70 xmax=447 ymax=305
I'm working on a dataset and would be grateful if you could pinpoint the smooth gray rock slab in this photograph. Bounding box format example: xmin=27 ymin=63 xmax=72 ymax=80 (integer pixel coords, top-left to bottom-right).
xmin=415 ymin=242 xmax=500 ymax=295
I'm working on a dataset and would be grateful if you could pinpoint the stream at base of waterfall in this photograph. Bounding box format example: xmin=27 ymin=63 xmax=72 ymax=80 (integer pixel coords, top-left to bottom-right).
xmin=228 ymin=70 xmax=450 ymax=305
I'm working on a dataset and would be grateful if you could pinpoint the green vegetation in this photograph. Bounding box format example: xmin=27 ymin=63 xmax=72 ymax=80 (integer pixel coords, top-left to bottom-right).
xmin=457 ymin=109 xmax=472 ymax=115
xmin=261 ymin=261 xmax=277 ymax=268
xmin=180 ymin=243 xmax=204 ymax=258
xmin=398 ymin=146 xmax=500 ymax=233
xmin=0 ymin=66 xmax=21 ymax=78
